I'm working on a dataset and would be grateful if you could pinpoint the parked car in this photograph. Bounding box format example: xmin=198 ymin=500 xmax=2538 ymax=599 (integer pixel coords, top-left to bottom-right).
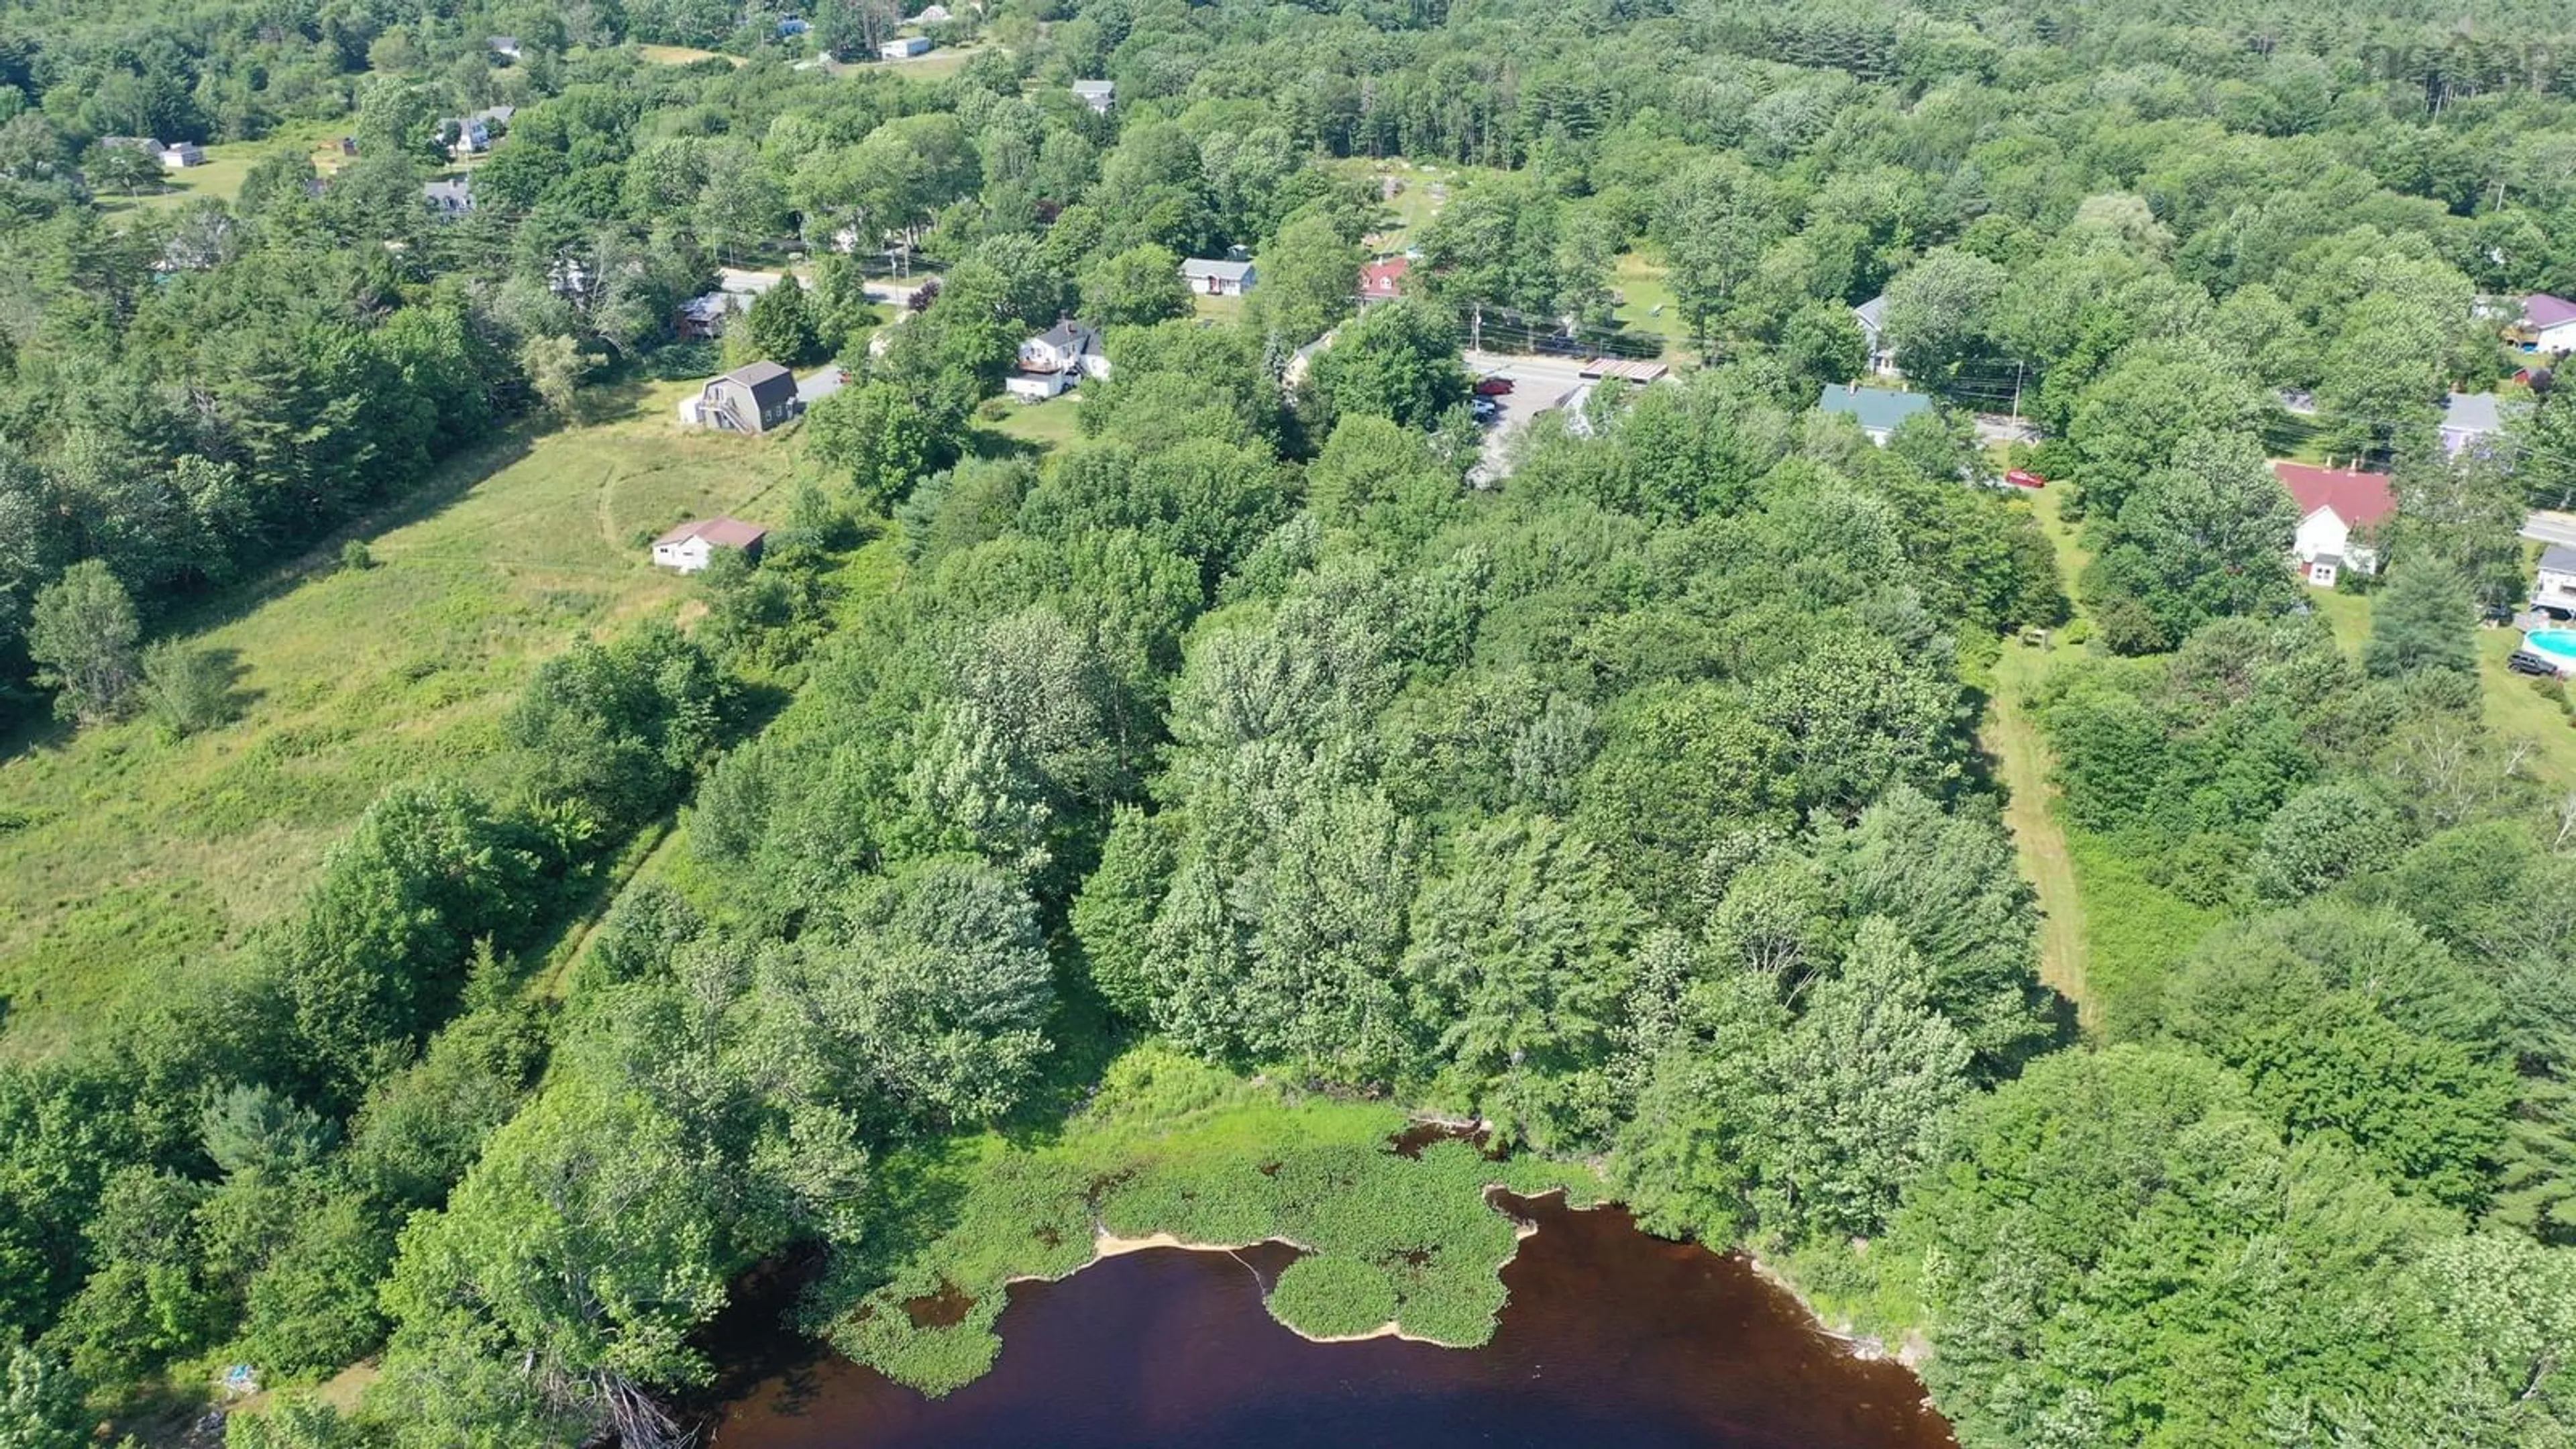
xmin=2005 ymin=468 xmax=2047 ymax=488
xmin=1470 ymin=396 xmax=1501 ymax=422
xmin=2508 ymin=650 xmax=2561 ymax=677
xmin=1473 ymin=376 xmax=1515 ymax=396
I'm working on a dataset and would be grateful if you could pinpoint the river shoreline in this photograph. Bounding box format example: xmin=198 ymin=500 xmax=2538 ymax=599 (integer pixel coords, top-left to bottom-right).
xmin=1002 ymin=1185 xmax=1552 ymax=1349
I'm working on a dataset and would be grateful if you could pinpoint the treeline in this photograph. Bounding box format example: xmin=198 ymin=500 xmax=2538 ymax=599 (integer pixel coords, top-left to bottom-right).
xmin=1882 ymin=599 xmax=2576 ymax=1446
xmin=0 ymin=530 xmax=853 ymax=1438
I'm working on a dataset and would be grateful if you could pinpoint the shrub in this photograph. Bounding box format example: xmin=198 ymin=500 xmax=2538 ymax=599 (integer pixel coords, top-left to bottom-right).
xmin=340 ymin=539 xmax=374 ymax=572
xmin=139 ymin=641 xmax=240 ymax=739
xmin=1266 ymin=1255 xmax=1399 ymax=1340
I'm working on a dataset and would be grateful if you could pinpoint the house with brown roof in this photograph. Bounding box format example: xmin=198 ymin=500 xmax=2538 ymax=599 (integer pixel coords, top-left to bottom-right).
xmin=2273 ymin=462 xmax=2396 ymax=588
xmin=651 ymin=517 xmax=769 ymax=573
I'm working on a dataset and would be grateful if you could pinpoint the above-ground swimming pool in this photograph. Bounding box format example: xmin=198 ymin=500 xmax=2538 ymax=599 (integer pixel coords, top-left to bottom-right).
xmin=2528 ymin=629 xmax=2576 ymax=669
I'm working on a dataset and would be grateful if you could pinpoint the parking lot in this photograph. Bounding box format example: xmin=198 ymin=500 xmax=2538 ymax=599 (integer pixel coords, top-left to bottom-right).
xmin=1462 ymin=351 xmax=1599 ymax=486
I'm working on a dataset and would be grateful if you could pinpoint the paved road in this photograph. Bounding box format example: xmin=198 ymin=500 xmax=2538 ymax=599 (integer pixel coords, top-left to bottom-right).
xmin=2526 ymin=511 xmax=2576 ymax=550
xmin=796 ymin=364 xmax=846 ymax=407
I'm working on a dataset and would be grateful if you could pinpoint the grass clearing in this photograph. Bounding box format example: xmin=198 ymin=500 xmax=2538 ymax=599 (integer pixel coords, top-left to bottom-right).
xmin=1983 ymin=633 xmax=2093 ymax=1028
xmin=981 ymin=394 xmax=1084 ymax=455
xmin=822 ymin=1045 xmax=1601 ymax=1397
xmin=0 ymin=384 xmax=798 ymax=1057
xmin=98 ymin=120 xmax=353 ymax=215
xmin=639 ymin=44 xmax=741 ymax=65
xmin=1610 ymin=251 xmax=1680 ymax=360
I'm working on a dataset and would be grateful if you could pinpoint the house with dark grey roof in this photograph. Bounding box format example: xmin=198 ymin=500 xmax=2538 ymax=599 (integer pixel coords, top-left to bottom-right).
xmin=2537 ymin=543 xmax=2576 ymax=618
xmin=1853 ymin=293 xmax=1894 ymax=376
xmin=679 ymin=362 xmax=802 ymax=433
xmin=1008 ymin=319 xmax=1109 ymax=400
xmin=1817 ymin=383 xmax=1932 ymax=445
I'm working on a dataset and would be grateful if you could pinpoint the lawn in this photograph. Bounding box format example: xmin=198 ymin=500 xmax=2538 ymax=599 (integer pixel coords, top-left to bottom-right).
xmin=0 ymin=384 xmax=798 ymax=1057
xmin=2300 ymin=579 xmax=2576 ymax=792
xmin=983 ymin=393 xmax=1084 ymax=453
xmin=1191 ymin=290 xmax=1247 ymax=323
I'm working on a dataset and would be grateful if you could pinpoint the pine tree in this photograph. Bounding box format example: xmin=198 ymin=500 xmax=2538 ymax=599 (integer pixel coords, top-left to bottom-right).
xmin=2364 ymin=561 xmax=2476 ymax=679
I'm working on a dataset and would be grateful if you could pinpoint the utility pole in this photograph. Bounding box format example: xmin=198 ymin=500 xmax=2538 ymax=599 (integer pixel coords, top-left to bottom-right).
xmin=2010 ymin=359 xmax=2025 ymax=427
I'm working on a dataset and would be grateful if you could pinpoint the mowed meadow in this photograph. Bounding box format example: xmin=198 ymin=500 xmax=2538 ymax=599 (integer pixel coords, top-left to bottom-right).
xmin=0 ymin=388 xmax=794 ymax=1055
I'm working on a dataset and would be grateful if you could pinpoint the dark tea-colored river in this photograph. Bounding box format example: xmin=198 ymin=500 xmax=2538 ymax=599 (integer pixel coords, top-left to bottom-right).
xmin=712 ymin=1191 xmax=1955 ymax=1448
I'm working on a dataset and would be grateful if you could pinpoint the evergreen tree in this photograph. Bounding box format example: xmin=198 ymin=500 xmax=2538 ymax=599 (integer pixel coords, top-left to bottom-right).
xmin=2365 ymin=561 xmax=2477 ymax=679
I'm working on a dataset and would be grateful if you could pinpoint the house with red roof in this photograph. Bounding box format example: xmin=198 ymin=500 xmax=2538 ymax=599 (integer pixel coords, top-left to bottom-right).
xmin=2272 ymin=462 xmax=2396 ymax=588
xmin=1358 ymin=256 xmax=1409 ymax=305
xmin=2520 ymin=294 xmax=2576 ymax=353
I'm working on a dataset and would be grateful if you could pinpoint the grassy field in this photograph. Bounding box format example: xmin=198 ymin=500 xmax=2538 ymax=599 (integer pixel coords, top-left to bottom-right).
xmin=1610 ymin=251 xmax=1680 ymax=360
xmin=639 ymin=44 xmax=741 ymax=65
xmin=822 ymin=1045 xmax=1600 ymax=1396
xmin=0 ymin=384 xmax=799 ymax=1057
xmin=99 ymin=120 xmax=354 ymax=215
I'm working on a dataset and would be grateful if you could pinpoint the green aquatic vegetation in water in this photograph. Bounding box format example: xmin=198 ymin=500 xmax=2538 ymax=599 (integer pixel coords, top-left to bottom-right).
xmin=824 ymin=1046 xmax=1599 ymax=1394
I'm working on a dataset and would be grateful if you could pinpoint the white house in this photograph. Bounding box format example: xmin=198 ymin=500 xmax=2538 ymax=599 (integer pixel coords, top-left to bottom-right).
xmin=2273 ymin=462 xmax=2396 ymax=587
xmin=1005 ymin=319 xmax=1108 ymax=400
xmin=156 ymin=142 xmax=205 ymax=168
xmin=1181 ymin=258 xmax=1255 ymax=297
xmin=881 ymin=35 xmax=932 ymax=58
xmin=2536 ymin=543 xmax=2576 ymax=619
xmin=1073 ymin=79 xmax=1115 ymax=113
xmin=917 ymin=4 xmax=952 ymax=21
xmin=2440 ymin=392 xmax=2505 ymax=457
xmin=2522 ymin=294 xmax=2576 ymax=354
xmin=1853 ymin=293 xmax=1895 ymax=376
xmin=488 ymin=35 xmax=522 ymax=59
xmin=651 ymin=517 xmax=769 ymax=573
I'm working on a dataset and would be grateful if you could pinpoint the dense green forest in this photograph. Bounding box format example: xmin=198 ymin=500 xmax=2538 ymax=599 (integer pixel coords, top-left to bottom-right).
xmin=3 ymin=0 xmax=2576 ymax=1442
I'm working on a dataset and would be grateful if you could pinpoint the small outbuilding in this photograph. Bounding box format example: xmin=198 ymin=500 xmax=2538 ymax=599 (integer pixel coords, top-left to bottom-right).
xmin=881 ymin=35 xmax=932 ymax=58
xmin=652 ymin=517 xmax=769 ymax=573
xmin=157 ymin=142 xmax=205 ymax=168
xmin=1072 ymin=79 xmax=1115 ymax=112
